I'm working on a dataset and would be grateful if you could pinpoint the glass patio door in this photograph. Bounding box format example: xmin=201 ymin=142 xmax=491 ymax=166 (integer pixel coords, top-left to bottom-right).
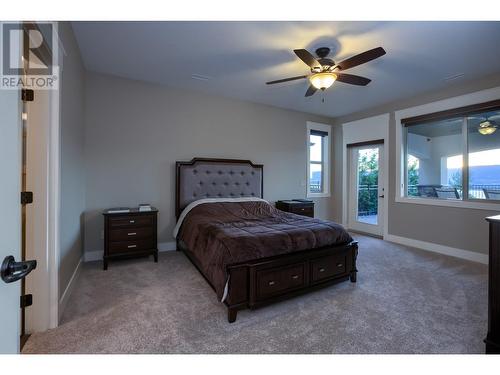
xmin=348 ymin=143 xmax=385 ymax=236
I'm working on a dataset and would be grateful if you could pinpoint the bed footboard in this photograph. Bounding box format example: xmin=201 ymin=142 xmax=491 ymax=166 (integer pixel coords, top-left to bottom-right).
xmin=224 ymin=241 xmax=358 ymax=323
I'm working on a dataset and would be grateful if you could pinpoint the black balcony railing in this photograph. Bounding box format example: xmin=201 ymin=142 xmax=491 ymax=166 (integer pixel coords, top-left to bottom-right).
xmin=470 ymin=184 xmax=500 ymax=199
xmin=359 ymin=183 xmax=500 ymax=214
xmin=358 ymin=184 xmax=378 ymax=216
xmin=408 ymin=184 xmax=500 ymax=199
xmin=310 ymin=181 xmax=322 ymax=193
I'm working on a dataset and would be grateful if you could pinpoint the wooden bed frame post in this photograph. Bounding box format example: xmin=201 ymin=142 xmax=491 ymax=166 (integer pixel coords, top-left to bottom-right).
xmin=228 ymin=308 xmax=238 ymax=323
xmin=350 ymin=243 xmax=358 ymax=282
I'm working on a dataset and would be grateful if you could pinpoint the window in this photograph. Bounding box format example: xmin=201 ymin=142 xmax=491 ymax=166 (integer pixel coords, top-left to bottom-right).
xmin=307 ymin=122 xmax=331 ymax=197
xmin=402 ymin=100 xmax=500 ymax=203
xmin=467 ymin=113 xmax=500 ymax=200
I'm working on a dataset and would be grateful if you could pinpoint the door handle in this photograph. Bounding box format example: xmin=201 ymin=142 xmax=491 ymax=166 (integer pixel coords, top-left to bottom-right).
xmin=378 ymin=195 xmax=385 ymax=198
xmin=1 ymin=256 xmax=37 ymax=284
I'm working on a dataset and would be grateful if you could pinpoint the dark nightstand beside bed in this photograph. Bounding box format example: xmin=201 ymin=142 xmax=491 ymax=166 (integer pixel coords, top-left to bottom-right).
xmin=275 ymin=199 xmax=314 ymax=218
xmin=485 ymin=214 xmax=500 ymax=353
xmin=102 ymin=208 xmax=158 ymax=270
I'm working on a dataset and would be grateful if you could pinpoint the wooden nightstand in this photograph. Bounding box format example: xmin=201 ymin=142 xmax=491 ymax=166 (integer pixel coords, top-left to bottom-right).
xmin=485 ymin=215 xmax=500 ymax=353
xmin=102 ymin=208 xmax=158 ymax=270
xmin=275 ymin=200 xmax=314 ymax=218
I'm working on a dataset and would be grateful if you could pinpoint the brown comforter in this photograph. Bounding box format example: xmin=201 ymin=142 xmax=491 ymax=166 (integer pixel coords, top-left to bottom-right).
xmin=177 ymin=200 xmax=353 ymax=299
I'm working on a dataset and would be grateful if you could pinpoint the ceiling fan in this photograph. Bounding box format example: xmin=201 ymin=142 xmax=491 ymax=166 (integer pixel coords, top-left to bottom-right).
xmin=470 ymin=115 xmax=500 ymax=135
xmin=266 ymin=46 xmax=386 ymax=97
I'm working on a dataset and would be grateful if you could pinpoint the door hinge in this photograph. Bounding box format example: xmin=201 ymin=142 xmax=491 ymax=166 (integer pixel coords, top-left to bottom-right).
xmin=20 ymin=191 xmax=33 ymax=205
xmin=21 ymin=88 xmax=34 ymax=102
xmin=20 ymin=294 xmax=33 ymax=308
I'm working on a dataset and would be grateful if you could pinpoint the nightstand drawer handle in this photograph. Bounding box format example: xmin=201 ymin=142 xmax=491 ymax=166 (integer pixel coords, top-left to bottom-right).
xmin=337 ymin=263 xmax=344 ymax=268
xmin=291 ymin=275 xmax=299 ymax=279
xmin=268 ymin=281 xmax=276 ymax=286
xmin=128 ymin=232 xmax=137 ymax=236
xmin=127 ymin=245 xmax=137 ymax=249
xmin=319 ymin=268 xmax=325 ymax=273
xmin=129 ymin=220 xmax=135 ymax=224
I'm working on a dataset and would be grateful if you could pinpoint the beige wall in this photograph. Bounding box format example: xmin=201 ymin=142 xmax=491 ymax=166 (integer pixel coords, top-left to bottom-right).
xmin=333 ymin=73 xmax=500 ymax=255
xmin=80 ymin=63 xmax=500 ymax=257
xmin=59 ymin=22 xmax=86 ymax=296
xmin=83 ymin=72 xmax=337 ymax=253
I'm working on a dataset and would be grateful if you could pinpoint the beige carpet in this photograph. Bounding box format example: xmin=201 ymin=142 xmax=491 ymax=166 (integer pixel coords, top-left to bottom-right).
xmin=23 ymin=234 xmax=488 ymax=354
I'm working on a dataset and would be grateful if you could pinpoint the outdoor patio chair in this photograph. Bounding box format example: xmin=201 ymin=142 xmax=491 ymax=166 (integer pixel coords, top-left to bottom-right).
xmin=434 ymin=187 xmax=460 ymax=199
xmin=416 ymin=184 xmax=442 ymax=198
xmin=483 ymin=188 xmax=500 ymax=200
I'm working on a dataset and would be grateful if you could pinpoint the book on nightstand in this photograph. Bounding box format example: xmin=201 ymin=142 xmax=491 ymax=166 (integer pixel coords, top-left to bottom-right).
xmin=139 ymin=203 xmax=152 ymax=212
xmin=106 ymin=207 xmax=130 ymax=214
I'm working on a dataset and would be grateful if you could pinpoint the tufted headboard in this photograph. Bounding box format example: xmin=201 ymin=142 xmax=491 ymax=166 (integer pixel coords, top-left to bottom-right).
xmin=175 ymin=158 xmax=264 ymax=218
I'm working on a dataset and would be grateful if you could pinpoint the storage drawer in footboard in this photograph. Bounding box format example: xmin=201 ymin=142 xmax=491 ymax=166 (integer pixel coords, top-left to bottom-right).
xmin=251 ymin=262 xmax=308 ymax=303
xmin=310 ymin=252 xmax=350 ymax=284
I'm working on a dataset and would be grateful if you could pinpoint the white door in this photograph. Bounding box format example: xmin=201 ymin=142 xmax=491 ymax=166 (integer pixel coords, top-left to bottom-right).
xmin=348 ymin=144 xmax=385 ymax=236
xmin=0 ymin=85 xmax=23 ymax=352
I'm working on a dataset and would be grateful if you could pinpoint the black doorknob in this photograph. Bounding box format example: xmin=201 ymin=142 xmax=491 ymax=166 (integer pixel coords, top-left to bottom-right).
xmin=1 ymin=256 xmax=37 ymax=283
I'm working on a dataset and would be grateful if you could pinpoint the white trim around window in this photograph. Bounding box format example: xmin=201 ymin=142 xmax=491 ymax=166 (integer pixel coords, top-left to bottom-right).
xmin=395 ymin=85 xmax=500 ymax=211
xmin=306 ymin=121 xmax=331 ymax=198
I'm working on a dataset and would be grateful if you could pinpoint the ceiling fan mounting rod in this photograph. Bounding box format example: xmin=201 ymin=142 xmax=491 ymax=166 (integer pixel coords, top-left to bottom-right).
xmin=315 ymin=47 xmax=331 ymax=58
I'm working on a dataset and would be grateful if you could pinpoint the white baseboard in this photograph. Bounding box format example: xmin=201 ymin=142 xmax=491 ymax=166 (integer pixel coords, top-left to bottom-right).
xmin=384 ymin=234 xmax=488 ymax=264
xmin=83 ymin=250 xmax=104 ymax=262
xmin=58 ymin=257 xmax=82 ymax=321
xmin=158 ymin=241 xmax=177 ymax=252
xmin=83 ymin=241 xmax=176 ymax=262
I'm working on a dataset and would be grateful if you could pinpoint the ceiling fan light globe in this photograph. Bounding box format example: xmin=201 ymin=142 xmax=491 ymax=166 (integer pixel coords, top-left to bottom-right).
xmin=478 ymin=120 xmax=497 ymax=135
xmin=310 ymin=73 xmax=337 ymax=90
xmin=478 ymin=126 xmax=497 ymax=135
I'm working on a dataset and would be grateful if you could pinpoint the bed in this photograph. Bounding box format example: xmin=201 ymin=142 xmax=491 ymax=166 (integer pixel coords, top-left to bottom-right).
xmin=175 ymin=158 xmax=358 ymax=322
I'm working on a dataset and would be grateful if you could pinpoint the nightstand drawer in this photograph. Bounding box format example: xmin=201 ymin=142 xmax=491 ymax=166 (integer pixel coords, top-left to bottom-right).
xmin=109 ymin=227 xmax=153 ymax=241
xmin=290 ymin=206 xmax=314 ymax=217
xmin=109 ymin=239 xmax=155 ymax=254
xmin=109 ymin=216 xmax=153 ymax=228
xmin=275 ymin=200 xmax=315 ymax=218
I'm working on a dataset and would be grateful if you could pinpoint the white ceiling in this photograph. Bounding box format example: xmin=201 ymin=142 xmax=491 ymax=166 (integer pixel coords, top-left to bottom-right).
xmin=72 ymin=21 xmax=500 ymax=118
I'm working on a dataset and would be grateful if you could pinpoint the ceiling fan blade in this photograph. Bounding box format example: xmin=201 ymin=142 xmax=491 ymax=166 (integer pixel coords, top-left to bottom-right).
xmin=336 ymin=47 xmax=386 ymax=71
xmin=266 ymin=75 xmax=308 ymax=85
xmin=294 ymin=49 xmax=322 ymax=70
xmin=469 ymin=115 xmax=500 ymax=121
xmin=335 ymin=73 xmax=372 ymax=86
xmin=305 ymin=85 xmax=317 ymax=97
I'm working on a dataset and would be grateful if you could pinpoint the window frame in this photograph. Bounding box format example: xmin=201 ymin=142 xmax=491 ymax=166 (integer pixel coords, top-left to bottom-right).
xmin=395 ymin=90 xmax=500 ymax=211
xmin=306 ymin=121 xmax=331 ymax=198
